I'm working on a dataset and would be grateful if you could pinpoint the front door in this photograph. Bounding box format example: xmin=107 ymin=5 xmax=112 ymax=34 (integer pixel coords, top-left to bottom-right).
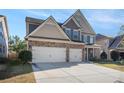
xmin=88 ymin=48 xmax=93 ymax=60
xmin=85 ymin=48 xmax=94 ymax=61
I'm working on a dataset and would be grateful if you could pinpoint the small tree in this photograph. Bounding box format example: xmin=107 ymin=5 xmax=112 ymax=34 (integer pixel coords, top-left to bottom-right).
xmin=18 ymin=50 xmax=32 ymax=64
xmin=100 ymin=51 xmax=107 ymax=60
xmin=118 ymin=25 xmax=124 ymax=36
xmin=110 ymin=51 xmax=119 ymax=61
xmin=9 ymin=35 xmax=27 ymax=58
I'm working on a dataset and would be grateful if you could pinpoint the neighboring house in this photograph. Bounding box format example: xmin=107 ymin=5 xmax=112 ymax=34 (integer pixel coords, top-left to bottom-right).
xmin=25 ymin=10 xmax=101 ymax=63
xmin=0 ymin=15 xmax=8 ymax=58
xmin=96 ymin=34 xmax=124 ymax=60
xmin=109 ymin=35 xmax=124 ymax=59
xmin=96 ymin=34 xmax=113 ymax=59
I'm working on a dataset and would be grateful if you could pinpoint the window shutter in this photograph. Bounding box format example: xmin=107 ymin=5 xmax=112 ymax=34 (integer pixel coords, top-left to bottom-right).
xmin=82 ymin=35 xmax=84 ymax=42
xmin=87 ymin=36 xmax=90 ymax=44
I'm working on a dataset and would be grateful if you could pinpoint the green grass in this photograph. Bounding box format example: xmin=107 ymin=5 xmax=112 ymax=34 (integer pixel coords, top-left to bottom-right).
xmin=7 ymin=63 xmax=33 ymax=77
xmin=0 ymin=61 xmax=36 ymax=83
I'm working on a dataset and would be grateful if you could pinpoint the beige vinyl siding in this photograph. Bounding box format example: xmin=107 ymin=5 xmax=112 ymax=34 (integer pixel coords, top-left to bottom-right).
xmin=30 ymin=17 xmax=69 ymax=40
xmin=32 ymin=23 xmax=67 ymax=39
xmin=96 ymin=39 xmax=110 ymax=59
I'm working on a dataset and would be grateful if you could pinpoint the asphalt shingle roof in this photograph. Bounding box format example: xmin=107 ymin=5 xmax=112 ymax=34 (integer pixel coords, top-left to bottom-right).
xmin=109 ymin=35 xmax=124 ymax=49
xmin=26 ymin=17 xmax=63 ymax=34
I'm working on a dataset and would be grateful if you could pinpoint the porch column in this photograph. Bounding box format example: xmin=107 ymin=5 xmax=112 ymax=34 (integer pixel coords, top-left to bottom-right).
xmin=82 ymin=48 xmax=85 ymax=61
xmin=108 ymin=50 xmax=111 ymax=60
xmin=93 ymin=48 xmax=95 ymax=57
xmin=87 ymin=48 xmax=88 ymax=61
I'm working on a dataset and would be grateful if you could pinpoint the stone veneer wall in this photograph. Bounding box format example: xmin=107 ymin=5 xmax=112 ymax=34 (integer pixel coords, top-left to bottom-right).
xmin=28 ymin=40 xmax=84 ymax=62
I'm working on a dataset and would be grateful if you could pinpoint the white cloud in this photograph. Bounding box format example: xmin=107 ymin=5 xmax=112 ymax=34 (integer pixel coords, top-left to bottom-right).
xmin=24 ymin=9 xmax=75 ymax=22
xmin=87 ymin=10 xmax=124 ymax=25
xmin=90 ymin=14 xmax=123 ymax=24
xmin=25 ymin=9 xmax=49 ymax=18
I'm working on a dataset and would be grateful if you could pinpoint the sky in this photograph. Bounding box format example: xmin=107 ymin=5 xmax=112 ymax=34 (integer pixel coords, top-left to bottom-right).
xmin=0 ymin=9 xmax=124 ymax=39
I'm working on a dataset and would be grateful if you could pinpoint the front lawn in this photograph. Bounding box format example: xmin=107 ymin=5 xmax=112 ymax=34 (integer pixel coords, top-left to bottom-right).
xmin=96 ymin=63 xmax=124 ymax=72
xmin=0 ymin=63 xmax=36 ymax=83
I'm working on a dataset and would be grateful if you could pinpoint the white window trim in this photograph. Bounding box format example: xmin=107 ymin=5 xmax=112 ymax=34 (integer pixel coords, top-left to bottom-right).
xmin=84 ymin=35 xmax=87 ymax=44
xmin=65 ymin=28 xmax=71 ymax=31
xmin=90 ymin=36 xmax=94 ymax=44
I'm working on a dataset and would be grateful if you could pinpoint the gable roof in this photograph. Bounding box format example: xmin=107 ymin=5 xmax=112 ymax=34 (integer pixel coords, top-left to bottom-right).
xmin=109 ymin=35 xmax=124 ymax=49
xmin=25 ymin=16 xmax=70 ymax=40
xmin=74 ymin=10 xmax=96 ymax=35
xmin=62 ymin=9 xmax=96 ymax=35
xmin=96 ymin=34 xmax=112 ymax=41
xmin=26 ymin=16 xmax=44 ymax=24
xmin=26 ymin=16 xmax=63 ymax=34
xmin=62 ymin=18 xmax=80 ymax=29
xmin=62 ymin=13 xmax=81 ymax=28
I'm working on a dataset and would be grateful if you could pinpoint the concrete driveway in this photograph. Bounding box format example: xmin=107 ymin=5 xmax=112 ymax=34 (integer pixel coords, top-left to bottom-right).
xmin=32 ymin=62 xmax=124 ymax=83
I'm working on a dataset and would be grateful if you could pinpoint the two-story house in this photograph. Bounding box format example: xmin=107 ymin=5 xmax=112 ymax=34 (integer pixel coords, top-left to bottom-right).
xmin=96 ymin=34 xmax=113 ymax=59
xmin=25 ymin=10 xmax=101 ymax=63
xmin=0 ymin=15 xmax=9 ymax=58
xmin=62 ymin=10 xmax=101 ymax=61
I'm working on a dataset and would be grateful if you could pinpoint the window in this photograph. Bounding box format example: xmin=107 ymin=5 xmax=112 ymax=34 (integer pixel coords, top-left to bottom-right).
xmin=64 ymin=28 xmax=72 ymax=38
xmin=64 ymin=28 xmax=80 ymax=41
xmin=87 ymin=36 xmax=90 ymax=44
xmin=93 ymin=37 xmax=95 ymax=43
xmin=84 ymin=35 xmax=87 ymax=43
xmin=73 ymin=30 xmax=80 ymax=41
xmin=3 ymin=46 xmax=5 ymax=53
xmin=0 ymin=31 xmax=3 ymax=37
xmin=0 ymin=22 xmax=3 ymax=32
xmin=90 ymin=36 xmax=94 ymax=44
xmin=0 ymin=32 xmax=3 ymax=39
xmin=83 ymin=35 xmax=95 ymax=44
xmin=81 ymin=35 xmax=84 ymax=42
xmin=0 ymin=22 xmax=3 ymax=40
xmin=0 ymin=47 xmax=2 ymax=53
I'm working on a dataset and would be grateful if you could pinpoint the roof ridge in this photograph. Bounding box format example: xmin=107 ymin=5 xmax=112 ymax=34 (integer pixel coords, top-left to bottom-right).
xmin=26 ymin=16 xmax=63 ymax=25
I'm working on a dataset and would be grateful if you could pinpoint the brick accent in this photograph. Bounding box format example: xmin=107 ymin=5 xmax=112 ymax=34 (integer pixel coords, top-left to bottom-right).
xmin=28 ymin=40 xmax=84 ymax=49
xmin=82 ymin=48 xmax=84 ymax=61
xmin=28 ymin=40 xmax=84 ymax=62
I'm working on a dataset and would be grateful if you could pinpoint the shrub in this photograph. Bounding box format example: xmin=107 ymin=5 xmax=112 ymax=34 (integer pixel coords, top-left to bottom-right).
xmin=110 ymin=51 xmax=119 ymax=61
xmin=18 ymin=50 xmax=32 ymax=64
xmin=0 ymin=57 xmax=9 ymax=64
xmin=90 ymin=56 xmax=97 ymax=61
xmin=120 ymin=53 xmax=124 ymax=59
xmin=90 ymin=57 xmax=101 ymax=63
xmin=119 ymin=60 xmax=124 ymax=65
xmin=100 ymin=51 xmax=107 ymax=60
xmin=8 ymin=59 xmax=22 ymax=66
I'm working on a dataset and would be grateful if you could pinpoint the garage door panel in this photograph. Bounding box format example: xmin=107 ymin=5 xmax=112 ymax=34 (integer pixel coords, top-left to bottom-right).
xmin=69 ymin=49 xmax=82 ymax=62
xmin=32 ymin=46 xmax=66 ymax=63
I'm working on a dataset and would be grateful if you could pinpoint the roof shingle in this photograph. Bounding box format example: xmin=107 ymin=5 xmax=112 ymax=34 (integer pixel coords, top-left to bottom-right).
xmin=109 ymin=35 xmax=124 ymax=49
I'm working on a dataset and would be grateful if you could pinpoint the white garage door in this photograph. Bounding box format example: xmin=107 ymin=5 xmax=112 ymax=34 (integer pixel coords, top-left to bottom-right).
xmin=69 ymin=49 xmax=82 ymax=62
xmin=32 ymin=46 xmax=66 ymax=63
